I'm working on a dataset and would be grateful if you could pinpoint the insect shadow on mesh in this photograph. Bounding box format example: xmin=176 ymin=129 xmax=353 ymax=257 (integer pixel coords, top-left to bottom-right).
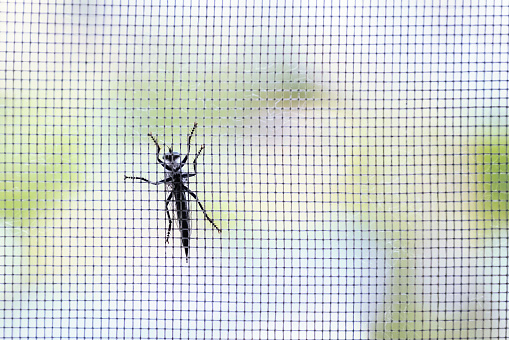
xmin=125 ymin=122 xmax=221 ymax=261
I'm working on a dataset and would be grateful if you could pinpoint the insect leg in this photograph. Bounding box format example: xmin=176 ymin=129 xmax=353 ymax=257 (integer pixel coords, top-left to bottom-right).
xmin=164 ymin=191 xmax=174 ymax=243
xmin=192 ymin=145 xmax=205 ymax=174
xmin=187 ymin=122 xmax=198 ymax=149
xmin=176 ymin=122 xmax=198 ymax=169
xmin=148 ymin=132 xmax=166 ymax=167
xmin=124 ymin=175 xmax=171 ymax=186
xmin=124 ymin=175 xmax=158 ymax=185
xmin=180 ymin=145 xmax=205 ymax=177
xmin=185 ymin=188 xmax=222 ymax=233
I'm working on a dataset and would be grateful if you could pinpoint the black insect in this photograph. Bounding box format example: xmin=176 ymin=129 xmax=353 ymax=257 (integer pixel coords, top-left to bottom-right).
xmin=125 ymin=123 xmax=221 ymax=261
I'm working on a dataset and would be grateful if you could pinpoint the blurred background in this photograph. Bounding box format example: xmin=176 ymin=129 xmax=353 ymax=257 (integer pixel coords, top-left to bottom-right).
xmin=1 ymin=1 xmax=508 ymax=339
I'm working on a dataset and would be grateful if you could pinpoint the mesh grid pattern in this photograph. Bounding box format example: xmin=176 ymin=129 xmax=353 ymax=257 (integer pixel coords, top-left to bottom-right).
xmin=1 ymin=1 xmax=508 ymax=339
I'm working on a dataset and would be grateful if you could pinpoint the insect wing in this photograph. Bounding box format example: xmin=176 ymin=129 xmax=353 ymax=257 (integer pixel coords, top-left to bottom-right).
xmin=165 ymin=176 xmax=192 ymax=260
xmin=164 ymin=182 xmax=176 ymax=244
xmin=173 ymin=188 xmax=192 ymax=260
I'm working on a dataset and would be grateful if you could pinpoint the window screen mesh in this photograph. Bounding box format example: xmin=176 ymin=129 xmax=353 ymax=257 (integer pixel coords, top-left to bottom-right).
xmin=1 ymin=1 xmax=508 ymax=339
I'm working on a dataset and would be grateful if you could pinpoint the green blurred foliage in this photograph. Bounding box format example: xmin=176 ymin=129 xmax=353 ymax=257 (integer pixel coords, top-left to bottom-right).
xmin=0 ymin=102 xmax=85 ymax=229
xmin=472 ymin=134 xmax=509 ymax=225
